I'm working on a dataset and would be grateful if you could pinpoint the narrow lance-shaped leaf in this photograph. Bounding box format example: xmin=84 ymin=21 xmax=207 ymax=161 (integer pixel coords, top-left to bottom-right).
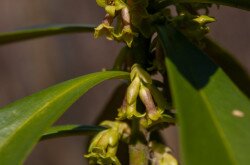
xmin=0 ymin=24 xmax=95 ymax=45
xmin=0 ymin=71 xmax=129 ymax=165
xmin=180 ymin=0 xmax=250 ymax=10
xmin=201 ymin=37 xmax=250 ymax=97
xmin=41 ymin=125 xmax=106 ymax=140
xmin=149 ymin=0 xmax=250 ymax=12
xmin=157 ymin=24 xmax=250 ymax=165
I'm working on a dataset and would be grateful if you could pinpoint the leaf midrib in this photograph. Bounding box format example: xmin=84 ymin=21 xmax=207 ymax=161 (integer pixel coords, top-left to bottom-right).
xmin=0 ymin=74 xmax=104 ymax=151
xmin=199 ymin=89 xmax=237 ymax=165
xmin=184 ymin=62 xmax=238 ymax=165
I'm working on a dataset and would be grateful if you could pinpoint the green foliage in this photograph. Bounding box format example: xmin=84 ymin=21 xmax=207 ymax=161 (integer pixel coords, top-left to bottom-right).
xmin=0 ymin=71 xmax=129 ymax=165
xmin=149 ymin=0 xmax=250 ymax=12
xmin=0 ymin=0 xmax=249 ymax=165
xmin=0 ymin=24 xmax=95 ymax=45
xmin=41 ymin=125 xmax=106 ymax=140
xmin=157 ymin=24 xmax=250 ymax=165
xmin=202 ymin=37 xmax=250 ymax=97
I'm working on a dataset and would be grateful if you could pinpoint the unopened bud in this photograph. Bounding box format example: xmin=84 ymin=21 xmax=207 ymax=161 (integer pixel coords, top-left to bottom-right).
xmin=126 ymin=76 xmax=141 ymax=105
xmin=139 ymin=84 xmax=157 ymax=115
xmin=150 ymin=141 xmax=178 ymax=165
xmin=193 ymin=15 xmax=216 ymax=25
xmin=131 ymin=64 xmax=152 ymax=84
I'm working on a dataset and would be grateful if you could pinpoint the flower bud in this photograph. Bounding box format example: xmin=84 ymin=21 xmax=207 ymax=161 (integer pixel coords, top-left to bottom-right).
xmin=131 ymin=64 xmax=152 ymax=84
xmin=147 ymin=84 xmax=169 ymax=110
xmin=85 ymin=121 xmax=130 ymax=165
xmin=149 ymin=141 xmax=178 ymax=165
xmin=193 ymin=15 xmax=216 ymax=25
xmin=126 ymin=76 xmax=141 ymax=105
xmin=85 ymin=129 xmax=121 ymax=165
xmin=139 ymin=84 xmax=157 ymax=115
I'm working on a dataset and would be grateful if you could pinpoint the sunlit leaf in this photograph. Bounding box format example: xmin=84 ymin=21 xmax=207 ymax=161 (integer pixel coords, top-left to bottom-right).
xmin=202 ymin=37 xmax=250 ymax=97
xmin=0 ymin=71 xmax=129 ymax=165
xmin=157 ymin=24 xmax=250 ymax=165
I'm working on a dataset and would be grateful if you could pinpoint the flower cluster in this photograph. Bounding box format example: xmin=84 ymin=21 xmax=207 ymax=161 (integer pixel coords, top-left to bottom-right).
xmin=94 ymin=0 xmax=138 ymax=47
xmin=117 ymin=64 xmax=173 ymax=128
xmin=85 ymin=121 xmax=130 ymax=165
xmin=173 ymin=11 xmax=215 ymax=42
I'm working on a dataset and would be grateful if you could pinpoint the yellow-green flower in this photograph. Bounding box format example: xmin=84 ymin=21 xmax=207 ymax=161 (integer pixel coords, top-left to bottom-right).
xmin=126 ymin=102 xmax=145 ymax=119
xmin=94 ymin=23 xmax=114 ymax=40
xmin=115 ymin=26 xmax=138 ymax=47
xmin=85 ymin=121 xmax=130 ymax=165
xmin=149 ymin=141 xmax=178 ymax=165
xmin=96 ymin=0 xmax=127 ymax=16
xmin=85 ymin=129 xmax=121 ymax=165
xmin=126 ymin=76 xmax=141 ymax=105
xmin=193 ymin=15 xmax=216 ymax=25
xmin=130 ymin=64 xmax=152 ymax=84
xmin=117 ymin=102 xmax=145 ymax=120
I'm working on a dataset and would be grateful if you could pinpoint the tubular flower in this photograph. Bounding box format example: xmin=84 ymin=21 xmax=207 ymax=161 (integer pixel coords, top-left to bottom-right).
xmin=117 ymin=64 xmax=172 ymax=127
xmin=130 ymin=64 xmax=152 ymax=84
xmin=94 ymin=14 xmax=115 ymax=40
xmin=95 ymin=1 xmax=138 ymax=47
xmin=114 ymin=7 xmax=138 ymax=47
xmin=149 ymin=141 xmax=178 ymax=165
xmin=117 ymin=102 xmax=145 ymax=120
xmin=85 ymin=129 xmax=121 ymax=165
xmin=96 ymin=0 xmax=127 ymax=17
xmin=115 ymin=26 xmax=138 ymax=47
xmin=85 ymin=121 xmax=130 ymax=165
xmin=94 ymin=23 xmax=115 ymax=40
xmin=139 ymin=84 xmax=164 ymax=128
xmin=117 ymin=80 xmax=145 ymax=120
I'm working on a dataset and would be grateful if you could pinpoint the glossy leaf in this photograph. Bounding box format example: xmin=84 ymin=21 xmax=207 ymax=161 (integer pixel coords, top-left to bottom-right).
xmin=0 ymin=71 xmax=129 ymax=165
xmin=149 ymin=0 xmax=250 ymax=12
xmin=41 ymin=125 xmax=106 ymax=140
xmin=183 ymin=0 xmax=250 ymax=10
xmin=157 ymin=24 xmax=250 ymax=165
xmin=0 ymin=24 xmax=95 ymax=45
xmin=202 ymin=37 xmax=250 ymax=97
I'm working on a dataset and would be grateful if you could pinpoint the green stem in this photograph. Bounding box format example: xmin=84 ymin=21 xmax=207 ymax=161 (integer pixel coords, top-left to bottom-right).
xmin=129 ymin=119 xmax=149 ymax=165
xmin=129 ymin=142 xmax=149 ymax=165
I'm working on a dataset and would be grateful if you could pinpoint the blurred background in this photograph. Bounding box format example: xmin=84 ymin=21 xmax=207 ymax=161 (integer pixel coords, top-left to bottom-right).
xmin=0 ymin=1 xmax=249 ymax=165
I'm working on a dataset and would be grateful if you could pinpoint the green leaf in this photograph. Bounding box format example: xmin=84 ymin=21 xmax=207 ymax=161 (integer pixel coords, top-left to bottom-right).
xmin=187 ymin=0 xmax=250 ymax=10
xmin=41 ymin=125 xmax=106 ymax=140
xmin=202 ymin=37 xmax=250 ymax=97
xmin=0 ymin=71 xmax=129 ymax=165
xmin=157 ymin=24 xmax=250 ymax=165
xmin=149 ymin=0 xmax=250 ymax=12
xmin=0 ymin=24 xmax=95 ymax=45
